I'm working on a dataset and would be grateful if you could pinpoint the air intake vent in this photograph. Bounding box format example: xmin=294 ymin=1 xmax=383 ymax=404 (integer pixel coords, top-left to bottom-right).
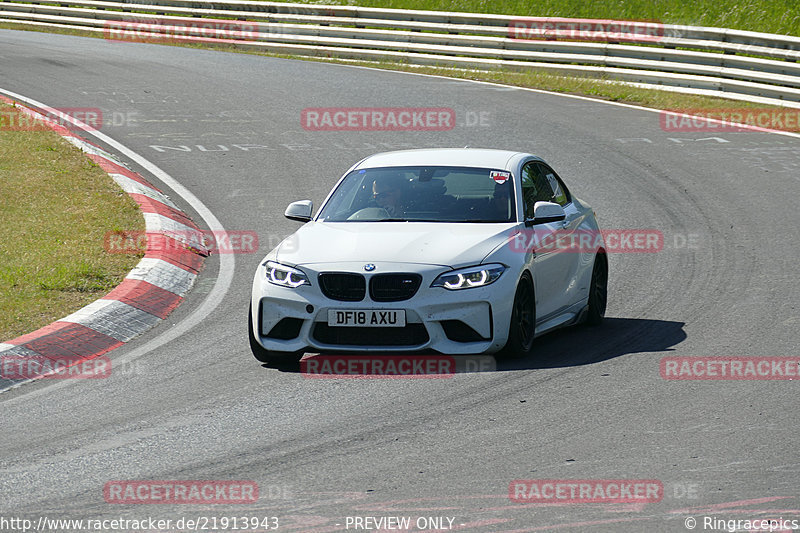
xmin=312 ymin=323 xmax=429 ymax=346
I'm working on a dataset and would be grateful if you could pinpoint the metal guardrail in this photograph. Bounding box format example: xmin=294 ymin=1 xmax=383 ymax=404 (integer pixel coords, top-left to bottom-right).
xmin=2 ymin=0 xmax=800 ymax=107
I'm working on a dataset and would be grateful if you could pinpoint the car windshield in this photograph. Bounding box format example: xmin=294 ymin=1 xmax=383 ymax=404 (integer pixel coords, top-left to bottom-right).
xmin=317 ymin=166 xmax=516 ymax=223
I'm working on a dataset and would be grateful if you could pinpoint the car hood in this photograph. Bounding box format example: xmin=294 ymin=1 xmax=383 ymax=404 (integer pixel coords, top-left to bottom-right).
xmin=275 ymin=221 xmax=517 ymax=268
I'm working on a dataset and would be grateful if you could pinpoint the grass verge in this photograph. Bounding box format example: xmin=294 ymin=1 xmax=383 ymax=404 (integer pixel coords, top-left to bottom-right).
xmin=0 ymin=102 xmax=144 ymax=341
xmin=264 ymin=0 xmax=800 ymax=37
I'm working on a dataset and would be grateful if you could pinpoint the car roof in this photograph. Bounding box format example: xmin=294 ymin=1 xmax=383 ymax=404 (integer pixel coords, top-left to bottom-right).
xmin=354 ymin=148 xmax=539 ymax=171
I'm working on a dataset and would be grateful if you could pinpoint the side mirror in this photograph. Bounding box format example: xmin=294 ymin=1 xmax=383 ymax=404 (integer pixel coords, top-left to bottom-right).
xmin=526 ymin=201 xmax=566 ymax=225
xmin=285 ymin=200 xmax=313 ymax=223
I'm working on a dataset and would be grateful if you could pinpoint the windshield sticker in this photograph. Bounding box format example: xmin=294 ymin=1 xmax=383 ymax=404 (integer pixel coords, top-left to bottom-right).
xmin=490 ymin=170 xmax=510 ymax=184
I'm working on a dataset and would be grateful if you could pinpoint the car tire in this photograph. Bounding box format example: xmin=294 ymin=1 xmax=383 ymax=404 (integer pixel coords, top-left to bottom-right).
xmin=585 ymin=251 xmax=608 ymax=326
xmin=498 ymin=273 xmax=536 ymax=359
xmin=248 ymin=305 xmax=303 ymax=365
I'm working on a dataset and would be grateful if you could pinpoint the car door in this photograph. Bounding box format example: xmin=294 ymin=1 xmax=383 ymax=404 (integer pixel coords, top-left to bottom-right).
xmin=535 ymin=162 xmax=588 ymax=310
xmin=520 ymin=161 xmax=575 ymax=321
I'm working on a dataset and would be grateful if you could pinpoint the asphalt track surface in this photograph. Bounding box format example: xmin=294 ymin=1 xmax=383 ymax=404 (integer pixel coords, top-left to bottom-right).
xmin=1 ymin=29 xmax=799 ymax=532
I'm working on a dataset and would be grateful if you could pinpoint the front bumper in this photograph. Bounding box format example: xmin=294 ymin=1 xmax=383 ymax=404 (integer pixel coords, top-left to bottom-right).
xmin=250 ymin=261 xmax=517 ymax=355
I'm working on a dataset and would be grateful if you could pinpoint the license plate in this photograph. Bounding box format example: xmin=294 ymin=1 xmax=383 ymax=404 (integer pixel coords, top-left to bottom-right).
xmin=327 ymin=309 xmax=406 ymax=327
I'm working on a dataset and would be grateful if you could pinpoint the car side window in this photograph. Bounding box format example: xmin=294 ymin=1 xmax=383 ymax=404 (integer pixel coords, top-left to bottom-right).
xmin=521 ymin=162 xmax=554 ymax=219
xmin=536 ymin=163 xmax=570 ymax=206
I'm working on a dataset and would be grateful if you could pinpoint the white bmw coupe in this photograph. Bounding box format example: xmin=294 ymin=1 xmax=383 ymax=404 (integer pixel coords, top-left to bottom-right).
xmin=249 ymin=148 xmax=607 ymax=364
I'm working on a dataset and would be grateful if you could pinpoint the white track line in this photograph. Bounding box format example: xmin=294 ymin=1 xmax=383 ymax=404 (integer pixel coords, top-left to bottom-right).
xmin=0 ymin=87 xmax=235 ymax=401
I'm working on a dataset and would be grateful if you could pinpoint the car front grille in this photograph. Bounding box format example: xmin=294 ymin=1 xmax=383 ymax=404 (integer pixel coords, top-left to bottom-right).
xmin=311 ymin=323 xmax=429 ymax=347
xmin=318 ymin=273 xmax=366 ymax=302
xmin=369 ymin=273 xmax=422 ymax=302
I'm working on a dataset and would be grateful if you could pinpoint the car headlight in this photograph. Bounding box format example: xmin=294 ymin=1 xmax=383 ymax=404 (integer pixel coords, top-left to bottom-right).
xmin=264 ymin=261 xmax=310 ymax=288
xmin=431 ymin=264 xmax=506 ymax=290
